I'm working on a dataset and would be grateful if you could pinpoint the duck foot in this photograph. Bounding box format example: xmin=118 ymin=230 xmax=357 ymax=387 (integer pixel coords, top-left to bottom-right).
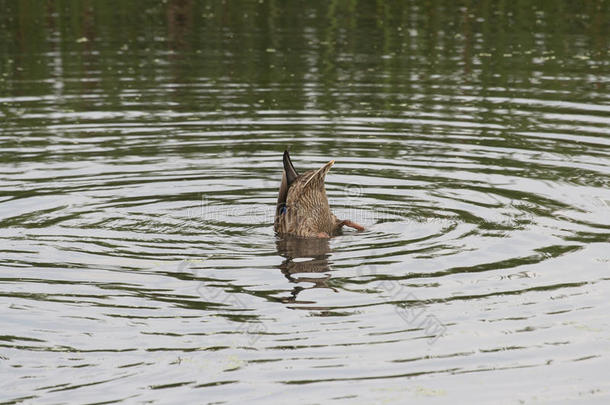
xmin=340 ymin=220 xmax=365 ymax=232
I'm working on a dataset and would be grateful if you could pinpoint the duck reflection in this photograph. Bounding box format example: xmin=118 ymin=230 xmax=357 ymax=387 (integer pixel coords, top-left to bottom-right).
xmin=275 ymin=236 xmax=336 ymax=304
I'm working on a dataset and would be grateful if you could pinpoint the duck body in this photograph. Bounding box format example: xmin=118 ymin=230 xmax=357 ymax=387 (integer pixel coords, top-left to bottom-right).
xmin=274 ymin=151 xmax=364 ymax=238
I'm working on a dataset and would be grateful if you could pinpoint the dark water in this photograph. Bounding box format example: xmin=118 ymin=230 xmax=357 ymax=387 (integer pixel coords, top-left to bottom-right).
xmin=1 ymin=1 xmax=609 ymax=403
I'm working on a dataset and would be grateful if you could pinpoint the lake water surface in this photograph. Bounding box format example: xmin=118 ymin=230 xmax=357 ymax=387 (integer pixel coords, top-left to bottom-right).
xmin=1 ymin=1 xmax=609 ymax=403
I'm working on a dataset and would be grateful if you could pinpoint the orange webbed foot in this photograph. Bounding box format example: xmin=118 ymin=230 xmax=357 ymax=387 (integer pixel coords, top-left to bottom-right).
xmin=340 ymin=220 xmax=364 ymax=232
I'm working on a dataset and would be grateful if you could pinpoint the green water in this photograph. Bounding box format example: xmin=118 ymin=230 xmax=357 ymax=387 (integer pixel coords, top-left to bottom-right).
xmin=1 ymin=1 xmax=609 ymax=403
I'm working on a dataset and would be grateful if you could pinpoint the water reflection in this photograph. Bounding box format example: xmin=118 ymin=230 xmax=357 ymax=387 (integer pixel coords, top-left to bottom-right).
xmin=1 ymin=1 xmax=609 ymax=403
xmin=275 ymin=236 xmax=335 ymax=304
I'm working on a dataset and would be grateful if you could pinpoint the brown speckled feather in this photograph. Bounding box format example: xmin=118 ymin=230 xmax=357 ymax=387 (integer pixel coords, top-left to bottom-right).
xmin=274 ymin=151 xmax=364 ymax=238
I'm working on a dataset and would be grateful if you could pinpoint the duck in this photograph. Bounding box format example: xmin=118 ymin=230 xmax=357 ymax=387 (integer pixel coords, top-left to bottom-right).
xmin=274 ymin=150 xmax=364 ymax=238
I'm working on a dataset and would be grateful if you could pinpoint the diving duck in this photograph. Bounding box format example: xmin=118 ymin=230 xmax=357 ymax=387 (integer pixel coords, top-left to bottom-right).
xmin=274 ymin=150 xmax=364 ymax=238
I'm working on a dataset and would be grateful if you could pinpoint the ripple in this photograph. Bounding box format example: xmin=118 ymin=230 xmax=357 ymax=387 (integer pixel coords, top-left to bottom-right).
xmin=1 ymin=2 xmax=609 ymax=403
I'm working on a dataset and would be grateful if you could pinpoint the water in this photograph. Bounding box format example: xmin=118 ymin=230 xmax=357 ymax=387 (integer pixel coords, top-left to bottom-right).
xmin=1 ymin=1 xmax=609 ymax=403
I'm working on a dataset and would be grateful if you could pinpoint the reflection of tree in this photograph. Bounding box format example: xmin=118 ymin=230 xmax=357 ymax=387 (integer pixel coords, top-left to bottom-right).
xmin=167 ymin=0 xmax=193 ymax=52
xmin=4 ymin=1 xmax=606 ymax=88
xmin=1 ymin=0 xmax=606 ymax=147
